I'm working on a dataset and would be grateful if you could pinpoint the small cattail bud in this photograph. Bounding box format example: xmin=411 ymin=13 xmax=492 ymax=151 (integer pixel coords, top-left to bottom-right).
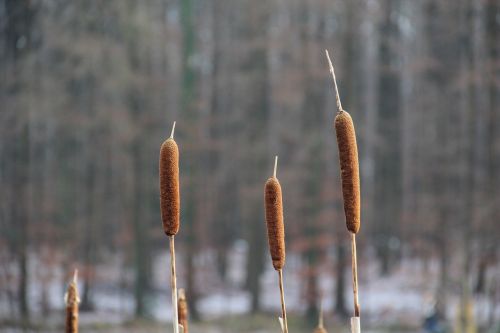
xmin=335 ymin=111 xmax=361 ymax=234
xmin=159 ymin=127 xmax=180 ymax=236
xmin=264 ymin=157 xmax=286 ymax=270
xmin=178 ymin=288 xmax=189 ymax=333
xmin=65 ymin=270 xmax=80 ymax=333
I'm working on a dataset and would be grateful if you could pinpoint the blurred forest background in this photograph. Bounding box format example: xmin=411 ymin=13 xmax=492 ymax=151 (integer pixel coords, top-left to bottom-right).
xmin=0 ymin=0 xmax=499 ymax=332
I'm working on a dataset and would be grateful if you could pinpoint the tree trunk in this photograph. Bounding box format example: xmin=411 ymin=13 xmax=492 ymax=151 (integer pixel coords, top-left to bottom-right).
xmin=247 ymin=212 xmax=265 ymax=313
xmin=4 ymin=0 xmax=37 ymax=320
xmin=374 ymin=0 xmax=402 ymax=276
xmin=186 ymin=234 xmax=200 ymax=320
xmin=132 ymin=142 xmax=149 ymax=317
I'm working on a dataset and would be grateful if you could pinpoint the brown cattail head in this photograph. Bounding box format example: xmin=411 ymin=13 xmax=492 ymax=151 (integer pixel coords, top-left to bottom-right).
xmin=326 ymin=50 xmax=361 ymax=234
xmin=159 ymin=123 xmax=180 ymax=236
xmin=335 ymin=111 xmax=361 ymax=234
xmin=178 ymin=288 xmax=189 ymax=333
xmin=65 ymin=270 xmax=80 ymax=333
xmin=264 ymin=157 xmax=286 ymax=270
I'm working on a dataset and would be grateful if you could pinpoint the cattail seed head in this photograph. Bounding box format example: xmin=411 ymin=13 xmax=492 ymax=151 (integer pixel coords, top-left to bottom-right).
xmin=335 ymin=111 xmax=361 ymax=234
xmin=159 ymin=137 xmax=180 ymax=236
xmin=265 ymin=176 xmax=285 ymax=270
xmin=178 ymin=288 xmax=188 ymax=333
xmin=65 ymin=280 xmax=79 ymax=307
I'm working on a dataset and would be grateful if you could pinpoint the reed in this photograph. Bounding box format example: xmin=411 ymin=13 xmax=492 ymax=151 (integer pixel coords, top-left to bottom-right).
xmin=64 ymin=270 xmax=80 ymax=333
xmin=159 ymin=121 xmax=181 ymax=333
xmin=264 ymin=156 xmax=288 ymax=333
xmin=326 ymin=50 xmax=361 ymax=320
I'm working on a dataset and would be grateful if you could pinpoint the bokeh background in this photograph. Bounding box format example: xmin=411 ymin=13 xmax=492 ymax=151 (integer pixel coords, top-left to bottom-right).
xmin=1 ymin=0 xmax=499 ymax=332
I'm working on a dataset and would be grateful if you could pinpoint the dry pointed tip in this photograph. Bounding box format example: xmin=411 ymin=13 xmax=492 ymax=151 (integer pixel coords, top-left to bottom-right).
xmin=73 ymin=269 xmax=78 ymax=284
xmin=170 ymin=121 xmax=176 ymax=139
xmin=325 ymin=49 xmax=343 ymax=113
xmin=273 ymin=156 xmax=278 ymax=178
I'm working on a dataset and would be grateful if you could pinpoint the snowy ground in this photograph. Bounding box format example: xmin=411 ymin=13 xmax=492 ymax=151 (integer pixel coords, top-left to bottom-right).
xmin=0 ymin=240 xmax=499 ymax=332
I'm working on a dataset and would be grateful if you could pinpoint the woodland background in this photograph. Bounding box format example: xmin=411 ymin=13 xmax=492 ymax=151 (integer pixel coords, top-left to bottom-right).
xmin=0 ymin=0 xmax=499 ymax=332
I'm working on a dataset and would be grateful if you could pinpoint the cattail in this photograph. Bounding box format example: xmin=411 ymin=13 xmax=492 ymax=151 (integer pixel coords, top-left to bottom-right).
xmin=178 ymin=288 xmax=189 ymax=333
xmin=160 ymin=122 xmax=181 ymax=333
xmin=264 ymin=156 xmax=285 ymax=271
xmin=264 ymin=156 xmax=288 ymax=333
xmin=324 ymin=50 xmax=361 ymax=234
xmin=326 ymin=50 xmax=361 ymax=320
xmin=65 ymin=270 xmax=80 ymax=333
xmin=335 ymin=111 xmax=361 ymax=234
xmin=159 ymin=122 xmax=180 ymax=236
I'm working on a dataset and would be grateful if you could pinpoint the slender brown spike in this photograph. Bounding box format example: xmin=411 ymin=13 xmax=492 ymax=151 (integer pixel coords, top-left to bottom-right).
xmin=264 ymin=166 xmax=285 ymax=271
xmin=335 ymin=111 xmax=361 ymax=234
xmin=178 ymin=288 xmax=189 ymax=333
xmin=326 ymin=50 xmax=360 ymax=233
xmin=325 ymin=49 xmax=343 ymax=113
xmin=170 ymin=236 xmax=179 ymax=333
xmin=65 ymin=270 xmax=80 ymax=333
xmin=159 ymin=126 xmax=180 ymax=236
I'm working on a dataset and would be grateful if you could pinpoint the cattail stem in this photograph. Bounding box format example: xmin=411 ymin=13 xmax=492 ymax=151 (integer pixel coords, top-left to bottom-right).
xmin=278 ymin=269 xmax=288 ymax=333
xmin=350 ymin=233 xmax=360 ymax=317
xmin=319 ymin=299 xmax=324 ymax=328
xmin=170 ymin=236 xmax=179 ymax=333
xmin=351 ymin=317 xmax=361 ymax=333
